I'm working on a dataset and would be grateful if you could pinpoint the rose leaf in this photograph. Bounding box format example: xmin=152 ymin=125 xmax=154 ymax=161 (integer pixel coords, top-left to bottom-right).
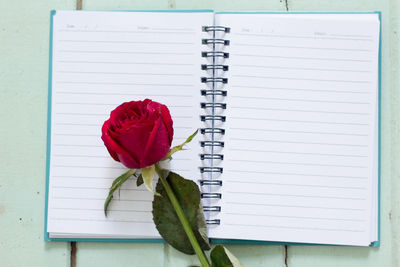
xmin=210 ymin=245 xmax=243 ymax=267
xmin=152 ymin=171 xmax=210 ymax=255
xmin=163 ymin=129 xmax=198 ymax=160
xmin=104 ymin=169 xmax=135 ymax=216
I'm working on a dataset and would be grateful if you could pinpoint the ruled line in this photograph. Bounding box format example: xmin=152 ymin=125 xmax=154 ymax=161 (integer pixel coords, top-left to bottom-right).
xmin=229 ymin=138 xmax=368 ymax=147
xmin=53 ymin=154 xmax=108 ymax=158
xmin=235 ymin=54 xmax=371 ymax=62
xmin=53 ymin=176 xmax=115 ymax=180
xmin=55 ymin=123 xmax=193 ymax=129
xmin=52 ymin=197 xmax=152 ymax=202
xmin=228 ymin=159 xmax=366 ymax=168
xmin=59 ymin=29 xmax=195 ymax=34
xmin=55 ymin=167 xmax=193 ymax=172
xmin=229 ymin=106 xmax=370 ymax=116
xmin=224 ymin=223 xmax=365 ymax=232
xmin=234 ymin=43 xmax=372 ymax=52
xmin=224 ymin=212 xmax=365 ymax=222
xmin=228 ymin=95 xmax=370 ymax=105
xmin=52 ymin=186 xmax=146 ymax=191
xmin=57 ymin=60 xmax=195 ymax=66
xmin=225 ymin=180 xmax=367 ymax=190
xmin=53 ymin=154 xmax=191 ymax=161
xmin=52 ymin=175 xmax=139 ymax=180
xmin=57 ymin=71 xmax=195 ymax=77
xmin=55 ymin=81 xmax=194 ymax=87
xmin=228 ymin=147 xmax=368 ymax=157
xmin=52 ymin=165 xmax=126 ymax=170
xmin=53 ymin=144 xmax=104 ymax=148
xmin=224 ymin=169 xmax=367 ymax=180
xmin=234 ymin=74 xmax=371 ymax=84
xmin=234 ymin=32 xmax=373 ymax=42
xmin=329 ymin=33 xmax=373 ymax=38
xmin=225 ymin=191 xmax=366 ymax=200
xmin=55 ymin=112 xmax=193 ymax=119
xmin=151 ymin=27 xmax=195 ymax=31
xmin=54 ymin=133 xmax=99 ymax=137
xmin=229 ymin=127 xmax=368 ymax=137
xmin=225 ymin=201 xmax=366 ymax=211
xmin=51 ymin=207 xmax=151 ymax=212
xmin=229 ymin=117 xmax=369 ymax=126
xmin=56 ymin=92 xmax=193 ymax=97
xmin=55 ymin=102 xmax=193 ymax=108
xmin=59 ymin=50 xmax=195 ymax=56
xmin=230 ymin=85 xmax=370 ymax=94
xmin=234 ymin=64 xmax=371 ymax=73
xmin=50 ymin=217 xmax=153 ymax=223
xmin=59 ymin=40 xmax=196 ymax=45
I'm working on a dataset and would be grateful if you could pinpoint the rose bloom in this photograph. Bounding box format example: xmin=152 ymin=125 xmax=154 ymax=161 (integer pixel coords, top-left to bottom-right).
xmin=101 ymin=99 xmax=174 ymax=169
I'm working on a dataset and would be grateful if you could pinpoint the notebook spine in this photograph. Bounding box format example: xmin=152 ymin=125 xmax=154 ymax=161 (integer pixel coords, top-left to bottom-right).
xmin=200 ymin=25 xmax=230 ymax=226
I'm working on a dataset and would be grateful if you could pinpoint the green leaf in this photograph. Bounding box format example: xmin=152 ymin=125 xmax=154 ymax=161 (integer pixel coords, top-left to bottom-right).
xmin=142 ymin=165 xmax=160 ymax=196
xmin=152 ymin=171 xmax=210 ymax=255
xmin=163 ymin=129 xmax=198 ymax=160
xmin=104 ymin=169 xmax=135 ymax=216
xmin=136 ymin=174 xmax=143 ymax=187
xmin=211 ymin=245 xmax=243 ymax=267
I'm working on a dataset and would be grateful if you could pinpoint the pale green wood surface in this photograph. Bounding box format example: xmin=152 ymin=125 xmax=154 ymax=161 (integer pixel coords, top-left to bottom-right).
xmin=0 ymin=0 xmax=398 ymax=266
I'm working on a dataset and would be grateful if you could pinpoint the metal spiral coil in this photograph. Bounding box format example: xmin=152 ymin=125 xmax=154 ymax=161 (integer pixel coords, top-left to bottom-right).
xmin=200 ymin=154 xmax=224 ymax=160
xmin=201 ymin=90 xmax=227 ymax=96
xmin=201 ymin=64 xmax=229 ymax=71
xmin=202 ymin=26 xmax=230 ymax=33
xmin=206 ymin=219 xmax=221 ymax=225
xmin=203 ymin=206 xmax=222 ymax=212
xmin=200 ymin=103 xmax=227 ymax=109
xmin=200 ymin=128 xmax=225 ymax=134
xmin=200 ymin=25 xmax=229 ymax=225
xmin=200 ymin=180 xmax=223 ymax=186
xmin=200 ymin=141 xmax=224 ymax=147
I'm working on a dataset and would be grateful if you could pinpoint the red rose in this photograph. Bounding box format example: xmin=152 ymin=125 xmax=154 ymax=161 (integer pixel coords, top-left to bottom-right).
xmin=101 ymin=99 xmax=174 ymax=169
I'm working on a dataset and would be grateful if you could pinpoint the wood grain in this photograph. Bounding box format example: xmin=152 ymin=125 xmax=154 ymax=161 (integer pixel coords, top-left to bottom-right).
xmin=0 ymin=0 xmax=398 ymax=266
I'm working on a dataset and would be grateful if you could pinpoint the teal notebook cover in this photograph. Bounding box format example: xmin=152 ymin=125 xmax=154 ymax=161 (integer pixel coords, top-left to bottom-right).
xmin=45 ymin=10 xmax=381 ymax=247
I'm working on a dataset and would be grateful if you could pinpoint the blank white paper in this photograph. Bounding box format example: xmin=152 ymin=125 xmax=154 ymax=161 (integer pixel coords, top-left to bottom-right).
xmin=47 ymin=10 xmax=213 ymax=238
xmin=212 ymin=13 xmax=380 ymax=246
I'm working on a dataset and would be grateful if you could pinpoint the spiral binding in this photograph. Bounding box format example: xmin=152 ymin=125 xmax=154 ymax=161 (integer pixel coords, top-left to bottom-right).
xmin=201 ymin=90 xmax=227 ymax=96
xmin=201 ymin=51 xmax=229 ymax=58
xmin=200 ymin=154 xmax=224 ymax=160
xmin=202 ymin=26 xmax=231 ymax=33
xmin=200 ymin=141 xmax=224 ymax=147
xmin=201 ymin=64 xmax=229 ymax=71
xmin=200 ymin=115 xmax=226 ymax=122
xmin=200 ymin=25 xmax=229 ymax=226
xmin=206 ymin=219 xmax=221 ymax=225
xmin=200 ymin=128 xmax=225 ymax=134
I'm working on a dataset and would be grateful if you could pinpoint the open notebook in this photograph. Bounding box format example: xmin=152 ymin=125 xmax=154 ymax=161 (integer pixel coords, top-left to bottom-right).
xmin=45 ymin=10 xmax=381 ymax=246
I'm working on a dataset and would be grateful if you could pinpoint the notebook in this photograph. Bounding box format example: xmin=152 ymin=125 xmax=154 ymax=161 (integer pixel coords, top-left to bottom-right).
xmin=45 ymin=10 xmax=381 ymax=247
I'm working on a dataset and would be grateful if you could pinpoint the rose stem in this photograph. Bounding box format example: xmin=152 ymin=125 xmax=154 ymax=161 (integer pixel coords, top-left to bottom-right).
xmin=154 ymin=163 xmax=211 ymax=267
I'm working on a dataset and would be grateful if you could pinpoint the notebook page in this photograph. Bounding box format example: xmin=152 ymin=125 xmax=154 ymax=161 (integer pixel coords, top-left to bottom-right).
xmin=47 ymin=10 xmax=212 ymax=238
xmin=212 ymin=13 xmax=380 ymax=246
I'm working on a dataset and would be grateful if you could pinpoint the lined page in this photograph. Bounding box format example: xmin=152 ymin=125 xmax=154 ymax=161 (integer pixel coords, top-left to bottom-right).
xmin=47 ymin=11 xmax=212 ymax=238
xmin=213 ymin=13 xmax=380 ymax=246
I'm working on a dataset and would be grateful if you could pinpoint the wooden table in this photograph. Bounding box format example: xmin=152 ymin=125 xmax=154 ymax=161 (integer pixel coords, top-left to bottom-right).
xmin=1 ymin=0 xmax=398 ymax=266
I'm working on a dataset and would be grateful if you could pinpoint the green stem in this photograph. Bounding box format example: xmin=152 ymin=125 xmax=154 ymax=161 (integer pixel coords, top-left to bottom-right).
xmin=155 ymin=163 xmax=211 ymax=267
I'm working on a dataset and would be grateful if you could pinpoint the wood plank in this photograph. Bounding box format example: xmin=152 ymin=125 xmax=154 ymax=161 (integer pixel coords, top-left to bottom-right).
xmin=83 ymin=0 xmax=169 ymax=10
xmin=0 ymin=1 xmax=76 ymax=267
xmin=76 ymin=243 xmax=165 ymax=267
xmin=39 ymin=0 xmax=398 ymax=266
xmin=174 ymin=0 xmax=286 ymax=11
